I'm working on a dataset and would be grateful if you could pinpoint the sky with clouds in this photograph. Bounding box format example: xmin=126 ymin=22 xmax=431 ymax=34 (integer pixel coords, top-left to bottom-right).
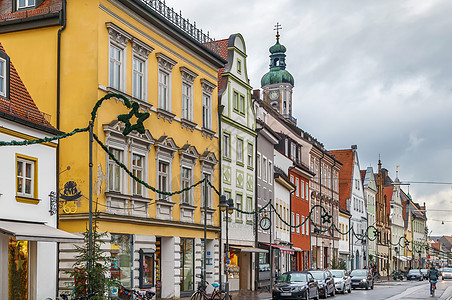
xmin=166 ymin=0 xmax=452 ymax=235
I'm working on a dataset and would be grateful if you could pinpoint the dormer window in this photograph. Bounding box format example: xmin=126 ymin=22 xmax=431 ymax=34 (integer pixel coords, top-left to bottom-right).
xmin=0 ymin=50 xmax=10 ymax=98
xmin=0 ymin=58 xmax=5 ymax=97
xmin=17 ymin=0 xmax=35 ymax=9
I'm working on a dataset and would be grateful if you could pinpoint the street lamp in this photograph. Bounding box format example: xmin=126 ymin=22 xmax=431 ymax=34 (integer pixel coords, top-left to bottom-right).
xmin=218 ymin=196 xmax=234 ymax=298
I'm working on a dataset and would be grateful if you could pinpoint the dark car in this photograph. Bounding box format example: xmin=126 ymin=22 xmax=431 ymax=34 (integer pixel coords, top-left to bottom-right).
xmin=309 ymin=270 xmax=335 ymax=298
xmin=272 ymin=271 xmax=320 ymax=300
xmin=350 ymin=269 xmax=374 ymax=290
xmin=406 ymin=269 xmax=423 ymax=281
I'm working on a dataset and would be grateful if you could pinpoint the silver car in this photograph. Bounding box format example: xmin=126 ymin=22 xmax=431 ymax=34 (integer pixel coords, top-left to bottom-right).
xmin=443 ymin=268 xmax=452 ymax=280
xmin=330 ymin=269 xmax=351 ymax=294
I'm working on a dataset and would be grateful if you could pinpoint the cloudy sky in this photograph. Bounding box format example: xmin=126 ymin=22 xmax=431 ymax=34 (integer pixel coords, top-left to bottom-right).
xmin=166 ymin=0 xmax=452 ymax=235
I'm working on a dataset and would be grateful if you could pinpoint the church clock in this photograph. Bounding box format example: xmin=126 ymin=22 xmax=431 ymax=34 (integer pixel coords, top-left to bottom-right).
xmin=269 ymin=90 xmax=279 ymax=101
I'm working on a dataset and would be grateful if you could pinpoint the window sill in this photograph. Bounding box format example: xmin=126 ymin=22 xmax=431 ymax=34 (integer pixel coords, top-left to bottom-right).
xmin=247 ymin=166 xmax=254 ymax=171
xmin=201 ymin=127 xmax=215 ymax=140
xmin=236 ymin=161 xmax=244 ymax=167
xmin=180 ymin=202 xmax=196 ymax=210
xmin=105 ymin=87 xmax=153 ymax=111
xmin=235 ymin=218 xmax=243 ymax=224
xmin=233 ymin=108 xmax=245 ymax=117
xmin=181 ymin=118 xmax=197 ymax=132
xmin=246 ymin=220 xmax=253 ymax=225
xmin=223 ymin=157 xmax=232 ymax=162
xmin=157 ymin=108 xmax=176 ymax=123
xmin=16 ymin=196 xmax=40 ymax=205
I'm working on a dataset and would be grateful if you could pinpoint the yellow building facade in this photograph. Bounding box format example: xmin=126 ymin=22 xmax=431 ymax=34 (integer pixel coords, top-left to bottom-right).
xmin=0 ymin=0 xmax=225 ymax=297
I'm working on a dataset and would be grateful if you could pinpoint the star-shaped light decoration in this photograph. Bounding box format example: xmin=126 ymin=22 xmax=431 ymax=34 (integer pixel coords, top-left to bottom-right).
xmin=117 ymin=102 xmax=150 ymax=136
xmin=321 ymin=212 xmax=332 ymax=224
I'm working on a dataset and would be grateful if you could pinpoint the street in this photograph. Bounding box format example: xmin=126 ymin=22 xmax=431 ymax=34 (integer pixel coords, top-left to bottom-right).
xmin=230 ymin=279 xmax=452 ymax=300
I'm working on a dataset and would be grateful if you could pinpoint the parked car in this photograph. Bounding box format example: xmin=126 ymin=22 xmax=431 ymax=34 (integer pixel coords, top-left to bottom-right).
xmin=350 ymin=269 xmax=374 ymax=290
xmin=442 ymin=268 xmax=452 ymax=280
xmin=420 ymin=269 xmax=429 ymax=280
xmin=330 ymin=269 xmax=351 ymax=294
xmin=310 ymin=270 xmax=335 ymax=298
xmin=272 ymin=271 xmax=320 ymax=300
xmin=406 ymin=269 xmax=423 ymax=281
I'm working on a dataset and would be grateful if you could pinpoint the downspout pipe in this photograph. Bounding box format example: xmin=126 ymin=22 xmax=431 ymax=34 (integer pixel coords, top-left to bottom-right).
xmin=56 ymin=0 xmax=67 ymax=298
xmin=218 ymin=101 xmax=223 ymax=289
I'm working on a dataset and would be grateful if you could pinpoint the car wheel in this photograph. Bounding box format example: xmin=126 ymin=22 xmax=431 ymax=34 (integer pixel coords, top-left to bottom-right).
xmin=371 ymin=282 xmax=374 ymax=290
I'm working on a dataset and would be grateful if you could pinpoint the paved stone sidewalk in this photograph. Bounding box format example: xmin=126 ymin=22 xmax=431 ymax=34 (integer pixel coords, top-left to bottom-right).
xmin=179 ymin=290 xmax=272 ymax=300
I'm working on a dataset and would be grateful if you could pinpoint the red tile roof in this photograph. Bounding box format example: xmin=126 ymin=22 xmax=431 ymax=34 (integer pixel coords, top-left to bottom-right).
xmin=360 ymin=170 xmax=366 ymax=185
xmin=0 ymin=42 xmax=54 ymax=130
xmin=432 ymin=241 xmax=440 ymax=251
xmin=0 ymin=0 xmax=62 ymax=23
xmin=329 ymin=149 xmax=354 ymax=212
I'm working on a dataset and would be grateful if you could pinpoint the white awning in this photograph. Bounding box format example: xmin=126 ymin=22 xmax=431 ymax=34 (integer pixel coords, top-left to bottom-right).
xmin=230 ymin=246 xmax=268 ymax=253
xmin=292 ymin=247 xmax=303 ymax=252
xmin=0 ymin=220 xmax=84 ymax=243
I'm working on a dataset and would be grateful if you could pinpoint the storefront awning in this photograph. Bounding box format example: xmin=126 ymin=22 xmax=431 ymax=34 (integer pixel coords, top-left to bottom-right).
xmin=292 ymin=247 xmax=303 ymax=252
xmin=261 ymin=243 xmax=294 ymax=254
xmin=0 ymin=220 xmax=84 ymax=243
xmin=230 ymin=246 xmax=268 ymax=253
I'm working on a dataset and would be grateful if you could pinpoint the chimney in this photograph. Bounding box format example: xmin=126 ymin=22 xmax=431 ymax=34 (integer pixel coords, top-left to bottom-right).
xmin=351 ymin=145 xmax=357 ymax=150
xmin=252 ymin=89 xmax=261 ymax=100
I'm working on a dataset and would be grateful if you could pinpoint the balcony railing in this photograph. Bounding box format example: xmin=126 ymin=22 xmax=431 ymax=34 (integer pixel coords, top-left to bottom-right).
xmin=138 ymin=0 xmax=220 ymax=54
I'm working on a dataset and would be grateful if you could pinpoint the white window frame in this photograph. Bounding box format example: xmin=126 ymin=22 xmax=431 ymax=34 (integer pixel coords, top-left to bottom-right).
xmin=257 ymin=153 xmax=261 ymax=178
xmin=268 ymin=161 xmax=273 ymax=182
xmin=107 ymin=23 xmax=131 ymax=92
xmin=262 ymin=156 xmax=267 ymax=182
xmin=235 ymin=193 xmax=242 ymax=221
xmin=16 ymin=157 xmax=35 ymax=198
xmin=0 ymin=58 xmax=5 ymax=97
xmin=109 ymin=44 xmax=125 ymax=91
xmin=202 ymin=171 xmax=213 ymax=208
xmin=131 ymin=153 xmax=145 ymax=196
xmin=291 ymin=212 xmax=295 ymax=233
xmin=237 ymin=137 xmax=244 ymax=164
xmin=158 ymin=70 xmax=170 ymax=111
xmin=132 ymin=56 xmax=146 ymax=100
xmin=223 ymin=133 xmax=231 ymax=159
xmin=157 ymin=160 xmax=170 ymax=200
xmin=295 ymin=177 xmax=300 ymax=198
xmin=202 ymin=93 xmax=212 ymax=129
xmin=296 ymin=214 xmax=300 ymax=234
xmin=107 ymin=147 xmax=124 ymax=193
xmin=180 ymin=67 xmax=197 ymax=121
xmin=300 ymin=179 xmax=304 ymax=199
xmin=246 ymin=196 xmax=253 ymax=222
xmin=247 ymin=142 xmax=253 ymax=168
xmin=291 ymin=142 xmax=296 ymax=161
xmin=181 ymin=166 xmax=193 ymax=205
xmin=306 ymin=182 xmax=309 ymax=201
xmin=17 ymin=0 xmax=35 ymax=9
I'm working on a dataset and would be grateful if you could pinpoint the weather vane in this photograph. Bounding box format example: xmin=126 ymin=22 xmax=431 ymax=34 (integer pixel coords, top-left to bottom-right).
xmin=274 ymin=22 xmax=282 ymax=40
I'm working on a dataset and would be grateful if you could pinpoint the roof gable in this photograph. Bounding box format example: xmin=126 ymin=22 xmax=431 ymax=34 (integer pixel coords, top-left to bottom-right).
xmin=329 ymin=149 xmax=354 ymax=212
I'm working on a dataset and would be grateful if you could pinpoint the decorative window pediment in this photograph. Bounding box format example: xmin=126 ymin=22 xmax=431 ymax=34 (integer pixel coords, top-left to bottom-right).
xmin=155 ymin=135 xmax=178 ymax=157
xmin=103 ymin=120 xmax=154 ymax=149
xmin=106 ymin=22 xmax=132 ymax=47
xmin=200 ymin=150 xmax=218 ymax=169
xmin=132 ymin=38 xmax=154 ymax=59
xmin=179 ymin=144 xmax=200 ymax=162
xmin=156 ymin=52 xmax=177 ymax=72
xmin=201 ymin=78 xmax=216 ymax=94
xmin=180 ymin=67 xmax=198 ymax=83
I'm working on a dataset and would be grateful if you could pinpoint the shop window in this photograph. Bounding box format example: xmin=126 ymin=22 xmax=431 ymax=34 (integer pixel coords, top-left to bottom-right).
xmin=180 ymin=238 xmax=194 ymax=293
xmin=111 ymin=234 xmax=133 ymax=288
xmin=8 ymin=239 xmax=29 ymax=300
xmin=139 ymin=250 xmax=154 ymax=288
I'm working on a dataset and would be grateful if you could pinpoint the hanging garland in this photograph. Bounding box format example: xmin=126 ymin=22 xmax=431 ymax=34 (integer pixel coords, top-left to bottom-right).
xmin=0 ymin=92 xmax=446 ymax=258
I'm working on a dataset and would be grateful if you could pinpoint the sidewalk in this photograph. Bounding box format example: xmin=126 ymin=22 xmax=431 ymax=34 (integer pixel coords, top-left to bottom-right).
xmin=179 ymin=290 xmax=272 ymax=300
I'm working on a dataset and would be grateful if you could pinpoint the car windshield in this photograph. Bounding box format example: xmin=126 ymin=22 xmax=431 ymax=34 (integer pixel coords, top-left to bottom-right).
xmin=330 ymin=270 xmax=345 ymax=278
xmin=278 ymin=273 xmax=307 ymax=283
xmin=408 ymin=270 xmax=420 ymax=275
xmin=310 ymin=271 xmax=324 ymax=280
xmin=421 ymin=269 xmax=428 ymax=273
xmin=444 ymin=268 xmax=452 ymax=272
xmin=350 ymin=270 xmax=367 ymax=276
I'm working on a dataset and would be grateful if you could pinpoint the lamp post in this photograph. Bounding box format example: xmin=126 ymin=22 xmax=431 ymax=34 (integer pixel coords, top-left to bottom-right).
xmin=219 ymin=196 xmax=234 ymax=299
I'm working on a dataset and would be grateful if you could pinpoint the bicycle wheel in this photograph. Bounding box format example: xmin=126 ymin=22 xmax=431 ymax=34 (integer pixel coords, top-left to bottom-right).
xmin=191 ymin=291 xmax=203 ymax=300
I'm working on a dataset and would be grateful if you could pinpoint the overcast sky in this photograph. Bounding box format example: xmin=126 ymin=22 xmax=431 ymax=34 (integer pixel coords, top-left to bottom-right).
xmin=166 ymin=0 xmax=452 ymax=236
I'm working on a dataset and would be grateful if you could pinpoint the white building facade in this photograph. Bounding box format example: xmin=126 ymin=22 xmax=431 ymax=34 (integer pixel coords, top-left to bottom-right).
xmin=390 ymin=173 xmax=405 ymax=272
xmin=362 ymin=167 xmax=377 ymax=266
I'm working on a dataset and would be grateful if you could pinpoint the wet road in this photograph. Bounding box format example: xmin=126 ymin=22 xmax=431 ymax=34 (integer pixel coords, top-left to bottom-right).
xmin=232 ymin=279 xmax=452 ymax=300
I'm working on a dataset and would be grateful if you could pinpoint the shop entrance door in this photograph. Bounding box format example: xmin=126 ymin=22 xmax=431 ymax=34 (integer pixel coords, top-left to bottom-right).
xmin=239 ymin=252 xmax=251 ymax=290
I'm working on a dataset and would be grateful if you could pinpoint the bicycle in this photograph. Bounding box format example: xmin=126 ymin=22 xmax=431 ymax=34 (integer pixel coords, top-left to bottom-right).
xmin=118 ymin=284 xmax=155 ymax=300
xmin=60 ymin=290 xmax=102 ymax=300
xmin=430 ymin=279 xmax=437 ymax=297
xmin=190 ymin=274 xmax=231 ymax=300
